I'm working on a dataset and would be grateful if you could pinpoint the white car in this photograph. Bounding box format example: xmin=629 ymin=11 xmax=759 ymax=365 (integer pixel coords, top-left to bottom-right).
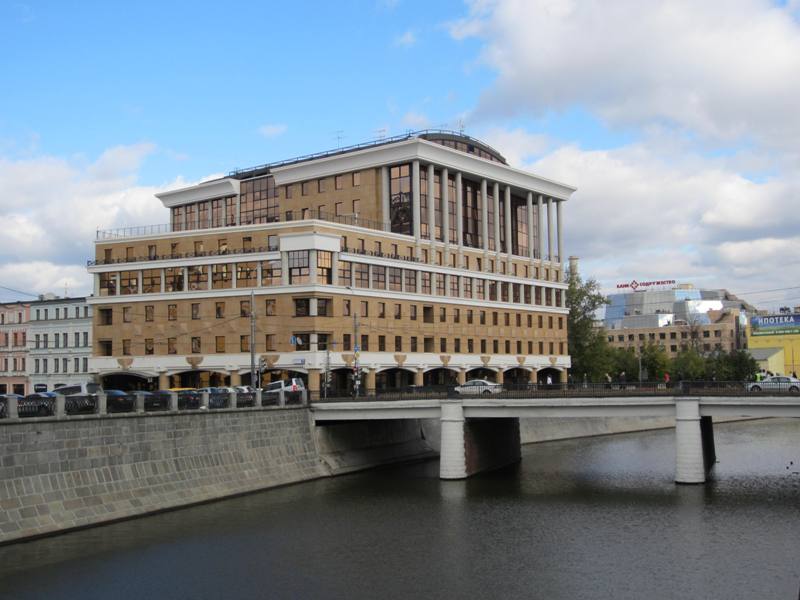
xmin=454 ymin=379 xmax=503 ymax=395
xmin=747 ymin=375 xmax=800 ymax=393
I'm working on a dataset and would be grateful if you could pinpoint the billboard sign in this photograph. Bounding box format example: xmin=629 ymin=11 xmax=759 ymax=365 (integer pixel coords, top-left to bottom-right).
xmin=750 ymin=314 xmax=800 ymax=336
xmin=616 ymin=279 xmax=676 ymax=291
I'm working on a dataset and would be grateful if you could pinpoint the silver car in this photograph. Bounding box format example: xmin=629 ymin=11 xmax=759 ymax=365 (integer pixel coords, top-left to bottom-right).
xmin=454 ymin=379 xmax=503 ymax=395
xmin=747 ymin=375 xmax=800 ymax=393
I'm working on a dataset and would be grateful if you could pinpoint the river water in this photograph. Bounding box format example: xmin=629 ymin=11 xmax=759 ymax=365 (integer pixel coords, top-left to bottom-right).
xmin=0 ymin=419 xmax=798 ymax=600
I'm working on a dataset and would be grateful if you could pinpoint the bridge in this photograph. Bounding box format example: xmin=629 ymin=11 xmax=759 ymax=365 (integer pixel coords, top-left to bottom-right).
xmin=311 ymin=387 xmax=800 ymax=483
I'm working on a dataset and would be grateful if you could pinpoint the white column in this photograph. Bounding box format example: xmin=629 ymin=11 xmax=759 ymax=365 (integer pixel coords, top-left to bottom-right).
xmin=504 ymin=185 xmax=512 ymax=256
xmin=160 ymin=269 xmax=166 ymax=293
xmin=231 ymin=263 xmax=237 ymax=289
xmin=556 ymin=200 xmax=563 ymax=265
xmin=442 ymin=167 xmax=450 ymax=256
xmin=93 ymin=274 xmax=100 ymax=296
xmin=493 ymin=183 xmax=501 ymax=260
xmin=331 ymin=252 xmax=339 ymax=286
xmin=281 ymin=253 xmax=289 ymax=286
xmin=256 ymin=261 xmax=263 ymax=286
xmin=427 ymin=164 xmax=435 ymax=242
xmin=481 ymin=179 xmax=489 ymax=269
xmin=675 ymin=399 xmax=706 ymax=483
xmin=439 ymin=399 xmax=467 ymax=479
xmin=547 ymin=197 xmax=554 ymax=262
xmin=381 ymin=166 xmax=390 ymax=231
xmin=412 ymin=160 xmax=421 ymax=243
xmin=526 ymin=191 xmax=534 ymax=264
xmin=114 ymin=274 xmax=120 ymax=296
xmin=537 ymin=195 xmax=545 ymax=262
xmin=235 ymin=196 xmax=241 ymax=226
xmin=309 ymin=251 xmax=318 ymax=284
xmin=207 ymin=266 xmax=213 ymax=290
xmin=455 ymin=172 xmax=463 ymax=264
xmin=137 ymin=271 xmax=143 ymax=295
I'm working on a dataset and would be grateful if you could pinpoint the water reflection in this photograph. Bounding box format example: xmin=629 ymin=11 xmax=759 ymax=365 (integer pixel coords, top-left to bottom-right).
xmin=1 ymin=419 xmax=798 ymax=600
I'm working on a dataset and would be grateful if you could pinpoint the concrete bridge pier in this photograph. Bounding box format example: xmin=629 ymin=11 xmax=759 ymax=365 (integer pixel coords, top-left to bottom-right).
xmin=439 ymin=400 xmax=522 ymax=480
xmin=675 ymin=399 xmax=715 ymax=484
xmin=440 ymin=400 xmax=467 ymax=479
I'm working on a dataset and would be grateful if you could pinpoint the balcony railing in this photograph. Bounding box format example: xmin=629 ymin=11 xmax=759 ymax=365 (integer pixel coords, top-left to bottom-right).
xmin=95 ymin=209 xmax=391 ymax=243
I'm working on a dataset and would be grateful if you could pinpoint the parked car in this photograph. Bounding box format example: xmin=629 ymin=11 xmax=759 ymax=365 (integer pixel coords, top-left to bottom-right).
xmin=747 ymin=375 xmax=800 ymax=393
xmin=19 ymin=392 xmax=57 ymax=416
xmin=262 ymin=379 xmax=306 ymax=404
xmin=167 ymin=388 xmax=201 ymax=410
xmin=104 ymin=389 xmax=136 ymax=412
xmin=454 ymin=379 xmax=503 ymax=395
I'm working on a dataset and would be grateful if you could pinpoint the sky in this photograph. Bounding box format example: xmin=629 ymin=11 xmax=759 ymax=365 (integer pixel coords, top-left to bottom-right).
xmin=2 ymin=0 xmax=800 ymax=311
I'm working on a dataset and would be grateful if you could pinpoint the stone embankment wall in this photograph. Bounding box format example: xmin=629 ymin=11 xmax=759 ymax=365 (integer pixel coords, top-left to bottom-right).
xmin=0 ymin=408 xmax=436 ymax=545
xmin=0 ymin=408 xmax=327 ymax=544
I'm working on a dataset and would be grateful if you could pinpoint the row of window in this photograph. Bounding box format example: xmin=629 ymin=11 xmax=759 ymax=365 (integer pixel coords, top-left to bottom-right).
xmin=33 ymin=357 xmax=89 ymax=374
xmin=0 ymin=332 xmax=26 ymax=347
xmin=97 ymin=260 xmax=561 ymax=308
xmin=608 ymin=329 xmax=729 ymax=343
xmin=623 ymin=343 xmax=731 ymax=354
xmin=33 ymin=332 xmax=90 ymax=349
xmin=33 ymin=306 xmax=90 ymax=321
xmin=299 ymin=297 xmax=564 ymax=329
xmin=1 ymin=357 xmax=25 ymax=372
xmin=99 ymin=334 xmax=566 ymax=357
xmin=0 ymin=311 xmax=24 ymax=325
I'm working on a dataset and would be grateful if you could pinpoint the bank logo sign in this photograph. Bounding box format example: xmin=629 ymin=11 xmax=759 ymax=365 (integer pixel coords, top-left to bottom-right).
xmin=616 ymin=279 xmax=676 ymax=291
xmin=750 ymin=314 xmax=800 ymax=336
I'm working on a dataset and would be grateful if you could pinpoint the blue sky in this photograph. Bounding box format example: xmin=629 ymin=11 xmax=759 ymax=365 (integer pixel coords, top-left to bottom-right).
xmin=2 ymin=0 xmax=800 ymax=309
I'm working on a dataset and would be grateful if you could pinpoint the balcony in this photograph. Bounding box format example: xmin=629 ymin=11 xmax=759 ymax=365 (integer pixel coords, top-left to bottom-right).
xmin=94 ymin=209 xmax=390 ymax=243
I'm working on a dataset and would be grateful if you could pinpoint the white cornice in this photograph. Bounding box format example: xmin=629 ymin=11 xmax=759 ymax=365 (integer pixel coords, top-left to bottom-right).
xmin=271 ymin=138 xmax=577 ymax=200
xmin=156 ymin=178 xmax=240 ymax=208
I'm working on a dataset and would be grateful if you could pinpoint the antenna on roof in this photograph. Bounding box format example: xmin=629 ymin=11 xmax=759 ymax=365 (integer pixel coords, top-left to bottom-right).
xmin=64 ymin=280 xmax=68 ymax=298
xmin=334 ymin=130 xmax=346 ymax=148
xmin=457 ymin=118 xmax=465 ymax=134
xmin=374 ymin=128 xmax=387 ymax=141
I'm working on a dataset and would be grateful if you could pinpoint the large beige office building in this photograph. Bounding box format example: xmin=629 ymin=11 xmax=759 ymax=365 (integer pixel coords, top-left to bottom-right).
xmin=87 ymin=131 xmax=574 ymax=394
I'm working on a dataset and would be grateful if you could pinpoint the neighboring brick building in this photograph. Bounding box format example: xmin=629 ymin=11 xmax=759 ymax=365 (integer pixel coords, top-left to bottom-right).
xmin=0 ymin=302 xmax=30 ymax=395
xmin=87 ymin=131 xmax=574 ymax=393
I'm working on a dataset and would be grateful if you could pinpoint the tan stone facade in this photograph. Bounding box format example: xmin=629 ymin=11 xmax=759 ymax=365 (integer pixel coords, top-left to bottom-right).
xmin=88 ymin=133 xmax=574 ymax=392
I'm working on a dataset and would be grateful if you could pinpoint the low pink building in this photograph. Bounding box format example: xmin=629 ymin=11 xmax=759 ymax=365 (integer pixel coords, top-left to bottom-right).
xmin=0 ymin=301 xmax=30 ymax=396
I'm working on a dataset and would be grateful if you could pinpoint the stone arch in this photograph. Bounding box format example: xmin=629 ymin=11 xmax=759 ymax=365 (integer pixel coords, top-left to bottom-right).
xmin=100 ymin=371 xmax=154 ymax=391
xmin=465 ymin=367 xmax=498 ymax=382
xmin=375 ymin=367 xmax=415 ymax=390
xmin=537 ymin=367 xmax=562 ymax=385
xmin=502 ymin=367 xmax=531 ymax=387
xmin=424 ymin=367 xmax=458 ymax=387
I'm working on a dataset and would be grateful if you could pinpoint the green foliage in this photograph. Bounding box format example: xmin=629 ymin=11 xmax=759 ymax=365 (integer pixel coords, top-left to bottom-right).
xmin=608 ymin=347 xmax=639 ymax=381
xmin=670 ymin=349 xmax=706 ymax=380
xmin=703 ymin=349 xmax=758 ymax=381
xmin=641 ymin=342 xmax=670 ymax=380
xmin=566 ymin=268 xmax=611 ymax=382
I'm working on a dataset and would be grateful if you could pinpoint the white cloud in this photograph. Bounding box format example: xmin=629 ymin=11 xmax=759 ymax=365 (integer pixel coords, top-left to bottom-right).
xmin=258 ymin=123 xmax=288 ymax=138
xmin=0 ymin=145 xmax=213 ymax=300
xmin=452 ymin=0 xmax=800 ymax=151
xmin=402 ymin=111 xmax=430 ymax=129
xmin=515 ymin=138 xmax=800 ymax=307
xmin=394 ymin=30 xmax=417 ymax=47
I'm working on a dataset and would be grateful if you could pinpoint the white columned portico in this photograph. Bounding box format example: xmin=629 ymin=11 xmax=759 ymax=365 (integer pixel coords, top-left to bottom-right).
xmin=537 ymin=195 xmax=545 ymax=264
xmin=547 ymin=198 xmax=554 ymax=262
xmin=439 ymin=399 xmax=467 ymax=479
xmin=455 ymin=172 xmax=463 ymax=267
xmin=504 ymin=185 xmax=512 ymax=258
xmin=427 ymin=164 xmax=435 ymax=247
xmin=381 ymin=166 xmax=390 ymax=230
xmin=556 ymin=200 xmax=563 ymax=265
xmin=442 ymin=167 xmax=450 ymax=260
xmin=526 ymin=192 xmax=534 ymax=263
xmin=412 ymin=160 xmax=421 ymax=244
xmin=481 ymin=179 xmax=489 ymax=270
xmin=493 ymin=183 xmax=501 ymax=262
xmin=675 ymin=399 xmax=706 ymax=483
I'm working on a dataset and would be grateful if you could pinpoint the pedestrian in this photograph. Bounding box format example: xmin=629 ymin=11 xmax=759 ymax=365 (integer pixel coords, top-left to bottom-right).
xmin=664 ymin=372 xmax=671 ymax=387
xmin=546 ymin=374 xmax=553 ymax=386
xmin=619 ymin=370 xmax=626 ymax=390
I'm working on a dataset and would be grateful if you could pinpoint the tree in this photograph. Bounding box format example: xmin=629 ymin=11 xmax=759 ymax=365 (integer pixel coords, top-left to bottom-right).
xmin=608 ymin=347 xmax=640 ymax=381
xmin=670 ymin=349 xmax=706 ymax=381
xmin=566 ymin=268 xmax=611 ymax=381
xmin=640 ymin=342 xmax=670 ymax=381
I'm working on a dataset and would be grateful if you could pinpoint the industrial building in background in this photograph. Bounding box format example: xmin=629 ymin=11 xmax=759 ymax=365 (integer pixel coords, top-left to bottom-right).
xmin=86 ymin=130 xmax=574 ymax=394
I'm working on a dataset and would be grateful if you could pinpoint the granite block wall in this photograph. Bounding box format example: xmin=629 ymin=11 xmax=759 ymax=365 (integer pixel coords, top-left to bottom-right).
xmin=0 ymin=408 xmax=327 ymax=544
